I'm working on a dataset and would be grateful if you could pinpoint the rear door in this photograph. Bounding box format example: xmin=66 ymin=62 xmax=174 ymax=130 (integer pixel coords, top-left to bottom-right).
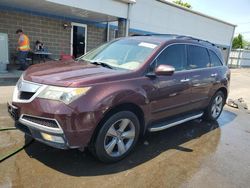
xmin=187 ymin=44 xmax=214 ymax=110
xmin=150 ymin=44 xmax=192 ymax=121
xmin=208 ymin=49 xmax=225 ymax=95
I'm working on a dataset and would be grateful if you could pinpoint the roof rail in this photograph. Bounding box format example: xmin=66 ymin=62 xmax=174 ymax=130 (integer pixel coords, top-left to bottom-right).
xmin=130 ymin=33 xmax=178 ymax=37
xmin=130 ymin=34 xmax=150 ymax=36
xmin=176 ymin=35 xmax=216 ymax=46
xmin=130 ymin=33 xmax=216 ymax=46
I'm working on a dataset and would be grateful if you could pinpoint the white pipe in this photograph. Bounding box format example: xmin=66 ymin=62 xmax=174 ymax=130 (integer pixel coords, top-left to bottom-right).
xmin=106 ymin=22 xmax=110 ymax=41
xmin=126 ymin=3 xmax=132 ymax=36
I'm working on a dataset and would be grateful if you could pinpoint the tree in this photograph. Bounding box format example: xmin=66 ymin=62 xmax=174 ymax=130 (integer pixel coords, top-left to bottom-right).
xmin=173 ymin=0 xmax=192 ymax=8
xmin=232 ymin=34 xmax=244 ymax=49
xmin=243 ymin=39 xmax=250 ymax=49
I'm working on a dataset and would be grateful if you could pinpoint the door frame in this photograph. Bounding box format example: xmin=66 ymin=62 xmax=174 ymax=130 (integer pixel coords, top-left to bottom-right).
xmin=70 ymin=22 xmax=87 ymax=56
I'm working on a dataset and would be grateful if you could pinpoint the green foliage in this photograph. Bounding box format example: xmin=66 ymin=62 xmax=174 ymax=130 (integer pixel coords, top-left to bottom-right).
xmin=232 ymin=34 xmax=244 ymax=49
xmin=243 ymin=40 xmax=250 ymax=48
xmin=173 ymin=0 xmax=192 ymax=8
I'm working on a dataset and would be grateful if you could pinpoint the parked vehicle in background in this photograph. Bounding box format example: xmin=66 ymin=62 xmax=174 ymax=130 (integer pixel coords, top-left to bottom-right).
xmin=8 ymin=34 xmax=230 ymax=162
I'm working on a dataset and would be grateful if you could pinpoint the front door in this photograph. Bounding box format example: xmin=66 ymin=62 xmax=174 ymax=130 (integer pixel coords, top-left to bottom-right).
xmin=150 ymin=44 xmax=192 ymax=121
xmin=72 ymin=23 xmax=87 ymax=58
xmin=151 ymin=72 xmax=191 ymax=121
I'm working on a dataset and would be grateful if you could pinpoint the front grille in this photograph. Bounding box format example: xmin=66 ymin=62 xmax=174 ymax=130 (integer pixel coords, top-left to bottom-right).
xmin=19 ymin=91 xmax=35 ymax=100
xmin=14 ymin=77 xmax=42 ymax=102
xmin=22 ymin=115 xmax=59 ymax=128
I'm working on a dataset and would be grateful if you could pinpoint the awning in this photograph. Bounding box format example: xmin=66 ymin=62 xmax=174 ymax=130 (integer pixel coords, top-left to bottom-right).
xmin=0 ymin=0 xmax=126 ymax=23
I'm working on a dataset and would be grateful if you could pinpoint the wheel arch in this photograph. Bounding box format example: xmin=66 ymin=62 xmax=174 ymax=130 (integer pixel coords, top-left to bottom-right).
xmin=90 ymin=103 xmax=145 ymax=146
xmin=217 ymin=87 xmax=228 ymax=102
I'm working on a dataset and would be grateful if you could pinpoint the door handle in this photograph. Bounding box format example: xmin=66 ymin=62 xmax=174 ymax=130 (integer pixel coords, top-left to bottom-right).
xmin=210 ymin=73 xmax=218 ymax=77
xmin=180 ymin=78 xmax=190 ymax=83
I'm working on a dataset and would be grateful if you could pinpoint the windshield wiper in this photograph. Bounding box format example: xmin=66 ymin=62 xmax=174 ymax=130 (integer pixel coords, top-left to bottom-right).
xmin=91 ymin=61 xmax=114 ymax=69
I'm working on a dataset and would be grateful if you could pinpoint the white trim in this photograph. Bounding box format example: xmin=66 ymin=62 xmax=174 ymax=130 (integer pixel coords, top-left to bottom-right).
xmin=115 ymin=0 xmax=136 ymax=4
xmin=70 ymin=22 xmax=87 ymax=56
xmin=19 ymin=114 xmax=64 ymax=134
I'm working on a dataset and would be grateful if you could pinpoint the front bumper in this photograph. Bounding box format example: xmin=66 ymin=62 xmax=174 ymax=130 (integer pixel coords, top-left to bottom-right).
xmin=8 ymin=102 xmax=69 ymax=149
xmin=7 ymin=100 xmax=97 ymax=150
xmin=9 ymin=77 xmax=100 ymax=150
xmin=16 ymin=121 xmax=69 ymax=149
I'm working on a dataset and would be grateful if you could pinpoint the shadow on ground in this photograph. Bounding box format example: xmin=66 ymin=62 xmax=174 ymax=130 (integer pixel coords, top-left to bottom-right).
xmin=0 ymin=79 xmax=18 ymax=86
xmin=24 ymin=110 xmax=236 ymax=176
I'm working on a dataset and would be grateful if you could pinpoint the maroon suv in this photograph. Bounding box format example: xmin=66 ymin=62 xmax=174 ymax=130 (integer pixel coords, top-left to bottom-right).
xmin=8 ymin=35 xmax=230 ymax=162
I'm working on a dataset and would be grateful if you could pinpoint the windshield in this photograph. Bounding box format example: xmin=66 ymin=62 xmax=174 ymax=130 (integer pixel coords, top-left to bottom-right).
xmin=80 ymin=39 xmax=159 ymax=71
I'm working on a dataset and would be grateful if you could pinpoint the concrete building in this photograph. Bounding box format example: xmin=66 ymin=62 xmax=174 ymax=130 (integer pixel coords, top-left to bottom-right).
xmin=0 ymin=0 xmax=236 ymax=67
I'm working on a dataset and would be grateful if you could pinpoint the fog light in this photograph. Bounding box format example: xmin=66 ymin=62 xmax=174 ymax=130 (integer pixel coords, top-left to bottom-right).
xmin=41 ymin=132 xmax=64 ymax=144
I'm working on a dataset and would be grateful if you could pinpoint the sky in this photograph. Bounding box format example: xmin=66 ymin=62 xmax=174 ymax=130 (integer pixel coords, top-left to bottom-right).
xmin=170 ymin=0 xmax=250 ymax=41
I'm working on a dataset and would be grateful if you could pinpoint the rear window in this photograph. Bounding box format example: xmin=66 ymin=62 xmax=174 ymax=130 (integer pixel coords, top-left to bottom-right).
xmin=187 ymin=45 xmax=210 ymax=69
xmin=209 ymin=50 xmax=223 ymax=67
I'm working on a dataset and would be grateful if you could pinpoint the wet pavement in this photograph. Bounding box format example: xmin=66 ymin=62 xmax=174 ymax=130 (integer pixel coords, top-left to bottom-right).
xmin=0 ymin=70 xmax=250 ymax=188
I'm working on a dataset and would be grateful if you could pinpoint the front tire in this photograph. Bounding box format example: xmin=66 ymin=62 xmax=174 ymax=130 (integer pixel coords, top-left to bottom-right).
xmin=203 ymin=91 xmax=225 ymax=121
xmin=92 ymin=111 xmax=140 ymax=163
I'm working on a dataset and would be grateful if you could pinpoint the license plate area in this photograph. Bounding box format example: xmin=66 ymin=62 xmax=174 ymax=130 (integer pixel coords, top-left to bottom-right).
xmin=7 ymin=102 xmax=19 ymax=121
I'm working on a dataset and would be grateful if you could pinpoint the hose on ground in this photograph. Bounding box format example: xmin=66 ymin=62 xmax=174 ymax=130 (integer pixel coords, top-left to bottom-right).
xmin=0 ymin=127 xmax=18 ymax=131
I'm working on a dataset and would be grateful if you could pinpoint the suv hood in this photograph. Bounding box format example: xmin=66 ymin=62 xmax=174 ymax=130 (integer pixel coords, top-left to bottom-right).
xmin=23 ymin=60 xmax=120 ymax=87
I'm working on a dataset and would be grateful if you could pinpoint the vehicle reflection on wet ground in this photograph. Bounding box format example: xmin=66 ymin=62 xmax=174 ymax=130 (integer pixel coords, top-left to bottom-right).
xmin=22 ymin=109 xmax=235 ymax=175
xmin=1 ymin=105 xmax=249 ymax=188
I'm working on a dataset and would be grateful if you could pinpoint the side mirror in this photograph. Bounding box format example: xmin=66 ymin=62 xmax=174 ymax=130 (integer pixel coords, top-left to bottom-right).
xmin=155 ymin=64 xmax=175 ymax=76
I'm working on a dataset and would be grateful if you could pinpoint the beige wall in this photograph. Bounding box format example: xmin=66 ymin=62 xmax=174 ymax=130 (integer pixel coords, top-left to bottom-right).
xmin=129 ymin=0 xmax=235 ymax=47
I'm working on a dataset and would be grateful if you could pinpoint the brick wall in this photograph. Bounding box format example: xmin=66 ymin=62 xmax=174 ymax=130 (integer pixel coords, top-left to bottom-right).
xmin=0 ymin=10 xmax=71 ymax=61
xmin=87 ymin=25 xmax=107 ymax=52
xmin=0 ymin=10 xmax=109 ymax=63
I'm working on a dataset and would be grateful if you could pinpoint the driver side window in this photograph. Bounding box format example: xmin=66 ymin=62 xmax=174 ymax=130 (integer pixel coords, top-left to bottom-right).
xmin=156 ymin=44 xmax=187 ymax=71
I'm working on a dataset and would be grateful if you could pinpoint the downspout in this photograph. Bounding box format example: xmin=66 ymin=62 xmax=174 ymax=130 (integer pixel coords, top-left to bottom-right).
xmin=125 ymin=3 xmax=132 ymax=36
xmin=227 ymin=26 xmax=236 ymax=66
xmin=106 ymin=22 xmax=110 ymax=41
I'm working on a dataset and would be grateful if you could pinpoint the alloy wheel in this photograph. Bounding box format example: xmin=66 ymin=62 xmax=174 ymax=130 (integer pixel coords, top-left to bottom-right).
xmin=104 ymin=118 xmax=135 ymax=157
xmin=211 ymin=95 xmax=223 ymax=119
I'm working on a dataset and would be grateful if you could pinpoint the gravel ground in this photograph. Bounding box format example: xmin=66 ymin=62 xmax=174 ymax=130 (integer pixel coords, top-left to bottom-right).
xmin=228 ymin=68 xmax=250 ymax=108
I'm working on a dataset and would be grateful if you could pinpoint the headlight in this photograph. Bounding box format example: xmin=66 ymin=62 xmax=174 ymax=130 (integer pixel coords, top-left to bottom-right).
xmin=37 ymin=86 xmax=91 ymax=104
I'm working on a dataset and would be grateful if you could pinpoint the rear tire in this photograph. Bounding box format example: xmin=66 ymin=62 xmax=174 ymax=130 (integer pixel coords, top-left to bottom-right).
xmin=203 ymin=91 xmax=225 ymax=121
xmin=91 ymin=111 xmax=140 ymax=163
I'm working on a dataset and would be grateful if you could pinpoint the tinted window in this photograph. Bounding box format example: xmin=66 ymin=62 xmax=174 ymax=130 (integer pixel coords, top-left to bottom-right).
xmin=209 ymin=50 xmax=223 ymax=67
xmin=156 ymin=44 xmax=186 ymax=71
xmin=187 ymin=45 xmax=210 ymax=69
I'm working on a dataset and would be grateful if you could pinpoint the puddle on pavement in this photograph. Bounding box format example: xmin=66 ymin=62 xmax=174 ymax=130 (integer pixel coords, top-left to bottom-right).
xmin=0 ymin=119 xmax=223 ymax=187
xmin=0 ymin=108 xmax=243 ymax=188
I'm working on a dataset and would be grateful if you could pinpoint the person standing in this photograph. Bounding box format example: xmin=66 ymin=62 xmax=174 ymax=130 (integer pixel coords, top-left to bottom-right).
xmin=16 ymin=29 xmax=30 ymax=70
